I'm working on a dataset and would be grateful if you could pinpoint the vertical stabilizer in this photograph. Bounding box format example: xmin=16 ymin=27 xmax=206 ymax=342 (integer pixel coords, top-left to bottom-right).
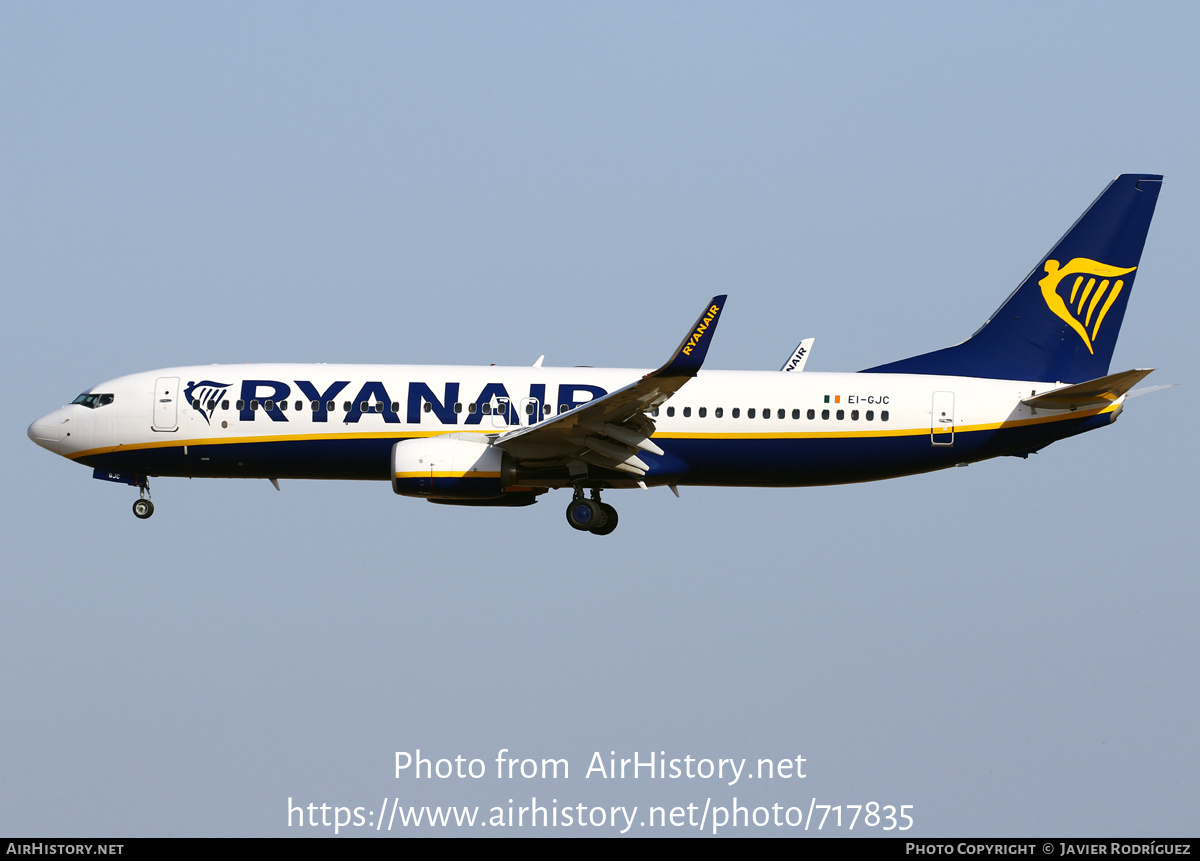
xmin=863 ymin=174 xmax=1162 ymax=382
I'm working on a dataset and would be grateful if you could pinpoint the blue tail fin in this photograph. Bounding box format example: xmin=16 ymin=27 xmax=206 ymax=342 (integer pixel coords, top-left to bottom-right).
xmin=863 ymin=174 xmax=1162 ymax=382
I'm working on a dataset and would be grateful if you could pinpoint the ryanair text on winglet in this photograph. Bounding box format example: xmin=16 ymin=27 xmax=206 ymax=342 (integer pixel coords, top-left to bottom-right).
xmin=681 ymin=304 xmax=721 ymax=356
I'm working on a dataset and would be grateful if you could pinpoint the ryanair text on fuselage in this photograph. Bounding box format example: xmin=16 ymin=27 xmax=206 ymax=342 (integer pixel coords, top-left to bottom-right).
xmin=206 ymin=378 xmax=606 ymax=427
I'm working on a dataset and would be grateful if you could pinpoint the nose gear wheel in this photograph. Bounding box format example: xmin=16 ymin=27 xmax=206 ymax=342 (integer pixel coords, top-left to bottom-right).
xmin=132 ymin=478 xmax=154 ymax=519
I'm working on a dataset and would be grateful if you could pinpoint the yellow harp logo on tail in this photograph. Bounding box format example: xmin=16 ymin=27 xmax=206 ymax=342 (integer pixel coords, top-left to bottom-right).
xmin=1038 ymin=258 xmax=1136 ymax=354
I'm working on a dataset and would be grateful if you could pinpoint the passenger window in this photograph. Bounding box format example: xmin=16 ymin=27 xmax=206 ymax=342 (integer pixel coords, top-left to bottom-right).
xmin=881 ymin=410 xmax=889 ymax=421
xmin=468 ymin=403 xmax=477 ymax=414
xmin=373 ymin=403 xmax=383 ymax=412
xmin=715 ymin=407 xmax=723 ymax=418
xmin=295 ymin=400 xmax=303 ymax=411
xmin=821 ymin=409 xmax=829 ymax=420
xmin=279 ymin=400 xmax=287 ymax=411
xmin=851 ymin=410 xmax=859 ymax=420
xmin=360 ymin=402 xmax=368 ymax=412
xmin=343 ymin=401 xmax=351 ymax=412
xmin=667 ymin=407 xmax=675 ymax=417
xmin=264 ymin=399 xmax=274 ymax=411
xmin=525 ymin=402 xmax=535 ymax=415
xmin=454 ymin=403 xmax=463 ymax=413
xmin=778 ymin=409 xmax=785 ymax=419
xmin=481 ymin=403 xmax=490 ymax=415
xmin=698 ymin=407 xmax=707 ymax=418
xmin=683 ymin=407 xmax=691 ymax=417
xmin=311 ymin=400 xmax=320 ymax=411
xmin=222 ymin=400 xmax=229 ymax=410
xmin=236 ymin=400 xmax=245 ymax=410
xmin=748 ymin=408 xmax=756 ymax=419
xmin=326 ymin=401 xmax=335 ymax=412
xmin=807 ymin=409 xmax=815 ymax=420
xmin=207 ymin=400 xmax=216 ymax=411
xmin=423 ymin=402 xmax=432 ymax=413
xmin=836 ymin=409 xmax=844 ymax=420
xmin=391 ymin=402 xmax=400 ymax=413
xmin=651 ymin=408 xmax=659 ymax=417
xmin=732 ymin=408 xmax=740 ymax=418
xmin=191 ymin=399 xmax=200 ymax=409
xmin=866 ymin=410 xmax=874 ymax=421
xmin=251 ymin=400 xmax=260 ymax=411
xmin=792 ymin=409 xmax=800 ymax=419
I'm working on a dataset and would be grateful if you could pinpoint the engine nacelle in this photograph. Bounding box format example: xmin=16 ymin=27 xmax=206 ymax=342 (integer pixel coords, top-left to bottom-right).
xmin=392 ymin=436 xmax=514 ymax=500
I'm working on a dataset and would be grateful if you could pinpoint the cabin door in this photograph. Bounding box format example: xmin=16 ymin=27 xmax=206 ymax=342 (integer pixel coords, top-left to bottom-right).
xmin=153 ymin=377 xmax=180 ymax=431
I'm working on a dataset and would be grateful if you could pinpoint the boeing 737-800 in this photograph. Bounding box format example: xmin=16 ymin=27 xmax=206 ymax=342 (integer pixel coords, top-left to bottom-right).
xmin=28 ymin=174 xmax=1163 ymax=534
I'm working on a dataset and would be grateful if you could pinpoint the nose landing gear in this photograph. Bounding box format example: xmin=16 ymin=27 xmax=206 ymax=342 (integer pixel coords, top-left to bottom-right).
xmin=564 ymin=488 xmax=618 ymax=535
xmin=132 ymin=478 xmax=154 ymax=519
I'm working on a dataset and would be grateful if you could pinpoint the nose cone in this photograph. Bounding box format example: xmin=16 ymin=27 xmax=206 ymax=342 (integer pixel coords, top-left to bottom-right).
xmin=28 ymin=410 xmax=65 ymax=455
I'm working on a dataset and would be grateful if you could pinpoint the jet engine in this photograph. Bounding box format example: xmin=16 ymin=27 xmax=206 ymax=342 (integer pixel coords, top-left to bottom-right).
xmin=392 ymin=436 xmax=524 ymax=502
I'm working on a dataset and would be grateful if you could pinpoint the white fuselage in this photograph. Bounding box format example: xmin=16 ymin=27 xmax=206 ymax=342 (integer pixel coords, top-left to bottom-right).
xmin=28 ymin=363 xmax=1118 ymax=488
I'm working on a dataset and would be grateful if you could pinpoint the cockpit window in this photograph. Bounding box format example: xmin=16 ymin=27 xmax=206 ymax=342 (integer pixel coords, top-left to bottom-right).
xmin=72 ymin=393 xmax=114 ymax=409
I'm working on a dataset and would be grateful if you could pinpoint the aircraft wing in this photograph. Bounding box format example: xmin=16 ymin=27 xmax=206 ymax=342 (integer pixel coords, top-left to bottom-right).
xmin=495 ymin=296 xmax=726 ymax=476
xmin=1021 ymin=368 xmax=1154 ymax=411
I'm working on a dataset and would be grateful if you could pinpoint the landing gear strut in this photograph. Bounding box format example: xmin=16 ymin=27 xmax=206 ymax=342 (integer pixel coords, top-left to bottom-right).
xmin=132 ymin=478 xmax=154 ymax=519
xmin=564 ymin=488 xmax=618 ymax=535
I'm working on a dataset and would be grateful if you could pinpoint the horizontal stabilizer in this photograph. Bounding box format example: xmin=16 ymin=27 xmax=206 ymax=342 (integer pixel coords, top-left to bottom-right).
xmin=1021 ymin=368 xmax=1153 ymax=411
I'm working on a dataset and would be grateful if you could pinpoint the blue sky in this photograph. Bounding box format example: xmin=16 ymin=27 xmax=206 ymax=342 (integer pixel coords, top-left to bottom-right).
xmin=2 ymin=2 xmax=1196 ymax=836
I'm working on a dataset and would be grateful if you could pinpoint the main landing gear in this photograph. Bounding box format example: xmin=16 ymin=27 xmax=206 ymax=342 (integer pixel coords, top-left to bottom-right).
xmin=132 ymin=478 xmax=154 ymax=519
xmin=565 ymin=488 xmax=618 ymax=535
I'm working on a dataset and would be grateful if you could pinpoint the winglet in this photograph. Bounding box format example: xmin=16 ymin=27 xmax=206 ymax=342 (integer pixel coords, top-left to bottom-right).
xmin=781 ymin=337 xmax=815 ymax=372
xmin=656 ymin=295 xmax=727 ymax=377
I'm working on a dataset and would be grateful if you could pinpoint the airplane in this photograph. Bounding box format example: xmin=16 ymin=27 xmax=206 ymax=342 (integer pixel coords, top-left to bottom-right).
xmin=28 ymin=173 xmax=1163 ymax=535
